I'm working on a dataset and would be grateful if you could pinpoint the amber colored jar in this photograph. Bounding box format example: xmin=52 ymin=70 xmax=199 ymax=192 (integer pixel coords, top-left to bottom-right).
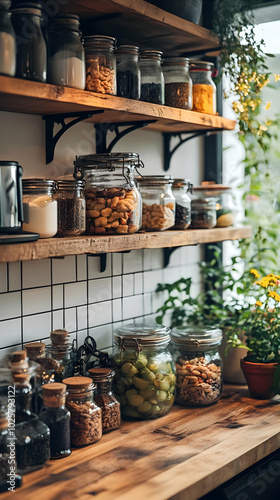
xmin=88 ymin=367 xmax=121 ymax=433
xmin=189 ymin=60 xmax=217 ymax=114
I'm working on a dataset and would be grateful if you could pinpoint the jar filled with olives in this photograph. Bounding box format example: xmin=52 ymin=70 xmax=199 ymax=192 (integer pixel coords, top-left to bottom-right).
xmin=111 ymin=322 xmax=176 ymax=420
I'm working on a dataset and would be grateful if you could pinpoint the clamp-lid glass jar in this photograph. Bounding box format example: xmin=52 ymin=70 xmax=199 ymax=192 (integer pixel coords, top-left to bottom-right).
xmin=54 ymin=179 xmax=86 ymax=236
xmin=137 ymin=175 xmax=175 ymax=231
xmin=192 ymin=182 xmax=235 ymax=227
xmin=139 ymin=50 xmax=164 ymax=104
xmin=116 ymin=44 xmax=140 ymax=99
xmin=0 ymin=1 xmax=16 ymax=77
xmin=22 ymin=179 xmax=57 ymax=238
xmin=74 ymin=152 xmax=143 ymax=235
xmin=87 ymin=367 xmax=121 ymax=433
xmin=189 ymin=60 xmax=217 ymax=114
xmin=163 ymin=57 xmax=192 ymax=110
xmin=111 ymin=322 xmax=176 ymax=420
xmin=171 ymin=326 xmax=223 ymax=407
xmin=172 ymin=178 xmax=192 ymax=229
xmin=84 ymin=35 xmax=116 ymax=94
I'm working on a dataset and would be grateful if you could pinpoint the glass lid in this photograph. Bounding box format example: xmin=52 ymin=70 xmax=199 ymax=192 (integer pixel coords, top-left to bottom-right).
xmin=114 ymin=322 xmax=171 ymax=347
xmin=171 ymin=325 xmax=222 ymax=348
xmin=192 ymin=181 xmax=231 ymax=197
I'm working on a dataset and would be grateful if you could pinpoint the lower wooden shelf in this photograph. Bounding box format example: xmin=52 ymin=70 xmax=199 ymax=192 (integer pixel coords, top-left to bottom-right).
xmin=0 ymin=226 xmax=252 ymax=263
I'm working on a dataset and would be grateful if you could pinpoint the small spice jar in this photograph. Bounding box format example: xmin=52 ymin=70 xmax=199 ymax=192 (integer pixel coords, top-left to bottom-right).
xmin=139 ymin=50 xmax=164 ymax=104
xmin=84 ymin=35 xmax=116 ymax=94
xmin=8 ymin=350 xmax=29 ymax=372
xmin=171 ymin=326 xmax=223 ymax=407
xmin=45 ymin=329 xmax=74 ymax=383
xmin=88 ymin=368 xmax=121 ymax=433
xmin=39 ymin=383 xmax=71 ymax=459
xmin=189 ymin=60 xmax=217 ymax=114
xmin=163 ymin=57 xmax=192 ymax=110
xmin=172 ymin=178 xmax=192 ymax=229
xmin=54 ymin=179 xmax=86 ymax=237
xmin=137 ymin=175 xmax=175 ymax=231
xmin=22 ymin=179 xmax=57 ymax=238
xmin=0 ymin=0 xmax=16 ymax=77
xmin=62 ymin=376 xmax=102 ymax=447
xmin=24 ymin=342 xmax=45 ymax=362
xmin=115 ymin=44 xmax=140 ymax=99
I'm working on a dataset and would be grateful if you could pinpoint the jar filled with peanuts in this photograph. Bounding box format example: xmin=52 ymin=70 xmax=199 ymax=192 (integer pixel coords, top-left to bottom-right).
xmin=171 ymin=326 xmax=223 ymax=407
xmin=189 ymin=60 xmax=217 ymax=114
xmin=87 ymin=367 xmax=121 ymax=433
xmin=84 ymin=35 xmax=116 ymax=95
xmin=137 ymin=175 xmax=175 ymax=231
xmin=74 ymin=152 xmax=143 ymax=235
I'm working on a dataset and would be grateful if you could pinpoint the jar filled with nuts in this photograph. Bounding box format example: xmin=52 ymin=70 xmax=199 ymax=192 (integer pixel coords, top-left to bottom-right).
xmin=74 ymin=152 xmax=143 ymax=235
xmin=171 ymin=326 xmax=223 ymax=407
xmin=87 ymin=367 xmax=121 ymax=433
xmin=172 ymin=178 xmax=192 ymax=230
xmin=84 ymin=35 xmax=116 ymax=95
xmin=137 ymin=175 xmax=175 ymax=231
xmin=62 ymin=376 xmax=102 ymax=447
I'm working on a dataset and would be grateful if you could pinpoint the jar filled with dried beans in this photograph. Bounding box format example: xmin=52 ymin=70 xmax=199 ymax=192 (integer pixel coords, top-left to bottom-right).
xmin=54 ymin=179 xmax=86 ymax=236
xmin=163 ymin=57 xmax=192 ymax=110
xmin=189 ymin=60 xmax=217 ymax=114
xmin=87 ymin=368 xmax=121 ymax=433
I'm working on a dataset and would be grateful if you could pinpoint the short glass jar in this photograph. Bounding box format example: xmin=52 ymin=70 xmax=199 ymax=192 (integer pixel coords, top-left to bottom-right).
xmin=47 ymin=14 xmax=85 ymax=90
xmin=116 ymin=44 xmax=140 ymax=100
xmin=0 ymin=1 xmax=16 ymax=77
xmin=192 ymin=182 xmax=235 ymax=228
xmin=111 ymin=322 xmax=176 ymax=420
xmin=189 ymin=60 xmax=217 ymax=114
xmin=190 ymin=197 xmax=217 ymax=229
xmin=137 ymin=175 xmax=175 ymax=231
xmin=54 ymin=179 xmax=86 ymax=236
xmin=139 ymin=50 xmax=164 ymax=104
xmin=163 ymin=57 xmax=192 ymax=110
xmin=172 ymin=178 xmax=192 ymax=229
xmin=84 ymin=35 xmax=116 ymax=94
xmin=74 ymin=152 xmax=143 ymax=235
xmin=45 ymin=329 xmax=74 ymax=383
xmin=171 ymin=326 xmax=223 ymax=406
xmin=63 ymin=376 xmax=102 ymax=447
xmin=22 ymin=179 xmax=57 ymax=238
xmin=87 ymin=367 xmax=121 ymax=433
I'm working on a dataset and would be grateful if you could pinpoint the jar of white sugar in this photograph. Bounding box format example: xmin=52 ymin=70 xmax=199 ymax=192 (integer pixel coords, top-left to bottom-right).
xmin=0 ymin=1 xmax=16 ymax=77
xmin=22 ymin=179 xmax=58 ymax=238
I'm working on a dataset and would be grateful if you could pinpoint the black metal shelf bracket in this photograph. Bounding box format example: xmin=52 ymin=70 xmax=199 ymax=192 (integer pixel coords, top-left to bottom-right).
xmin=43 ymin=110 xmax=104 ymax=164
xmin=87 ymin=253 xmax=107 ymax=273
xmin=163 ymin=247 xmax=179 ymax=268
xmin=95 ymin=120 xmax=158 ymax=153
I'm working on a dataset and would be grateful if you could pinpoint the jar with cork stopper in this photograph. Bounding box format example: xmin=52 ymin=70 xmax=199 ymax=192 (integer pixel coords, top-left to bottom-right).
xmin=87 ymin=368 xmax=121 ymax=433
xmin=45 ymin=329 xmax=74 ymax=382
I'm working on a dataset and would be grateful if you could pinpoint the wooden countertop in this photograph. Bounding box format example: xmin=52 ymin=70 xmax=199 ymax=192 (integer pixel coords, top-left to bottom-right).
xmin=2 ymin=385 xmax=280 ymax=500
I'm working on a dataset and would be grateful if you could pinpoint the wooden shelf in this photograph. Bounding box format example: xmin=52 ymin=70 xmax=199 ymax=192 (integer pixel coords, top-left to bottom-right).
xmin=0 ymin=226 xmax=252 ymax=263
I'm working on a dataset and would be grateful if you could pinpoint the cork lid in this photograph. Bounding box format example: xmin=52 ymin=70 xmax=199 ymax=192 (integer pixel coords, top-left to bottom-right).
xmin=9 ymin=350 xmax=27 ymax=363
xmin=62 ymin=376 xmax=93 ymax=390
xmin=24 ymin=342 xmax=46 ymax=357
xmin=88 ymin=367 xmax=114 ymax=381
xmin=12 ymin=372 xmax=31 ymax=384
xmin=42 ymin=383 xmax=66 ymax=397
xmin=36 ymin=357 xmax=59 ymax=371
xmin=50 ymin=329 xmax=69 ymax=345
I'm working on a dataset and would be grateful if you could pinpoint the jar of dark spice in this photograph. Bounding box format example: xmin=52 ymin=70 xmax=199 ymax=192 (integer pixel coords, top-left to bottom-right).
xmin=84 ymin=35 xmax=116 ymax=95
xmin=163 ymin=57 xmax=192 ymax=110
xmin=172 ymin=178 xmax=192 ymax=229
xmin=190 ymin=198 xmax=217 ymax=229
xmin=139 ymin=50 xmax=164 ymax=104
xmin=88 ymin=368 xmax=121 ymax=433
xmin=45 ymin=329 xmax=74 ymax=382
xmin=116 ymin=44 xmax=140 ymax=100
xmin=55 ymin=179 xmax=86 ymax=237
xmin=39 ymin=383 xmax=71 ymax=459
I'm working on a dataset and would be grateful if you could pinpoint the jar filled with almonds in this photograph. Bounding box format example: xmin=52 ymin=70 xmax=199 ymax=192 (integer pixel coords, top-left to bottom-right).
xmin=137 ymin=175 xmax=175 ymax=231
xmin=87 ymin=368 xmax=121 ymax=433
xmin=171 ymin=326 xmax=223 ymax=406
xmin=84 ymin=35 xmax=116 ymax=95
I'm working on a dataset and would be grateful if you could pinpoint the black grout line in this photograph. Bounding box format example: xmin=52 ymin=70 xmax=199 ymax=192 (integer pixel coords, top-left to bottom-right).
xmin=6 ymin=263 xmax=9 ymax=293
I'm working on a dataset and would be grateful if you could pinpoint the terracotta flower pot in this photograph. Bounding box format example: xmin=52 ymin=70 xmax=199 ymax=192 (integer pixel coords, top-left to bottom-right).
xmin=240 ymin=358 xmax=278 ymax=399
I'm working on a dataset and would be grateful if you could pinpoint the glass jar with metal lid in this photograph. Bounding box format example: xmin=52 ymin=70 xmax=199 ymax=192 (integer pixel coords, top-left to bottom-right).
xmin=111 ymin=322 xmax=176 ymax=420
xmin=137 ymin=175 xmax=175 ymax=231
xmin=163 ymin=57 xmax=192 ymax=110
xmin=84 ymin=35 xmax=116 ymax=94
xmin=22 ymin=179 xmax=57 ymax=238
xmin=116 ymin=44 xmax=140 ymax=100
xmin=192 ymin=181 xmax=236 ymax=228
xmin=189 ymin=60 xmax=217 ymax=114
xmin=54 ymin=179 xmax=86 ymax=237
xmin=0 ymin=0 xmax=16 ymax=77
xmin=139 ymin=50 xmax=164 ymax=104
xmin=172 ymin=178 xmax=192 ymax=229
xmin=171 ymin=326 xmax=223 ymax=406
xmin=87 ymin=367 xmax=121 ymax=433
xmin=74 ymin=152 xmax=143 ymax=235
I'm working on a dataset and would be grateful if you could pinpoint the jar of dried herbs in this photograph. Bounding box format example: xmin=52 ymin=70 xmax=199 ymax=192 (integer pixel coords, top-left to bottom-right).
xmin=88 ymin=368 xmax=121 ymax=433
xmin=163 ymin=57 xmax=192 ymax=110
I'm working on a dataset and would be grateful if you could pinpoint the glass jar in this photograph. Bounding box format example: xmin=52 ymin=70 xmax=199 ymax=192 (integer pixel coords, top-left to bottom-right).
xmin=192 ymin=182 xmax=235 ymax=228
xmin=163 ymin=57 xmax=192 ymax=110
xmin=62 ymin=376 xmax=102 ymax=447
xmin=84 ymin=35 xmax=116 ymax=95
xmin=47 ymin=14 xmax=85 ymax=90
xmin=74 ymin=152 xmax=143 ymax=235
xmin=137 ymin=175 xmax=175 ymax=231
xmin=45 ymin=329 xmax=74 ymax=383
xmin=139 ymin=50 xmax=164 ymax=104
xmin=87 ymin=367 xmax=121 ymax=433
xmin=111 ymin=322 xmax=176 ymax=420
xmin=39 ymin=383 xmax=71 ymax=459
xmin=11 ymin=4 xmax=46 ymax=82
xmin=190 ymin=198 xmax=217 ymax=229
xmin=22 ymin=179 xmax=57 ymax=238
xmin=54 ymin=179 xmax=86 ymax=237
xmin=171 ymin=326 xmax=223 ymax=406
xmin=33 ymin=357 xmax=57 ymax=415
xmin=0 ymin=1 xmax=16 ymax=77
xmin=189 ymin=60 xmax=217 ymax=114
xmin=116 ymin=44 xmax=140 ymax=100
xmin=172 ymin=178 xmax=192 ymax=229
xmin=24 ymin=342 xmax=45 ymax=362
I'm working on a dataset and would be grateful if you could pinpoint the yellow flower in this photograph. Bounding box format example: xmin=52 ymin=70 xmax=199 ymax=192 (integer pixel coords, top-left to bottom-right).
xmin=265 ymin=101 xmax=271 ymax=110
xmin=274 ymin=74 xmax=280 ymax=82
xmin=251 ymin=269 xmax=260 ymax=279
xmin=255 ymin=300 xmax=262 ymax=307
xmin=269 ymin=291 xmax=280 ymax=302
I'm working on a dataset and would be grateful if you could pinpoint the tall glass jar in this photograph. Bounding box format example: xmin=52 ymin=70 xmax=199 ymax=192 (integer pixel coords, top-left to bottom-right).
xmin=137 ymin=175 xmax=175 ymax=231
xmin=54 ymin=179 xmax=86 ymax=237
xmin=111 ymin=322 xmax=176 ymax=420
xmin=84 ymin=35 xmax=116 ymax=94
xmin=45 ymin=329 xmax=74 ymax=383
xmin=22 ymin=179 xmax=57 ymax=238
xmin=47 ymin=14 xmax=85 ymax=90
xmin=171 ymin=326 xmax=223 ymax=407
xmin=87 ymin=367 xmax=121 ymax=433
xmin=139 ymin=50 xmax=164 ymax=104
xmin=189 ymin=60 xmax=217 ymax=114
xmin=163 ymin=57 xmax=192 ymax=110
xmin=11 ymin=4 xmax=46 ymax=82
xmin=172 ymin=178 xmax=192 ymax=229
xmin=0 ymin=1 xmax=16 ymax=77
xmin=116 ymin=44 xmax=140 ymax=99
xmin=74 ymin=152 xmax=143 ymax=235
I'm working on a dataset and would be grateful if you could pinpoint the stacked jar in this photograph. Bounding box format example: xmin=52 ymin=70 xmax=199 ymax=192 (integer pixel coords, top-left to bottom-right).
xmin=22 ymin=179 xmax=57 ymax=238
xmin=116 ymin=44 xmax=140 ymax=99
xmin=137 ymin=175 xmax=175 ymax=231
xmin=0 ymin=0 xmax=16 ymax=77
xmin=189 ymin=60 xmax=217 ymax=114
xmin=84 ymin=35 xmax=116 ymax=94
xmin=54 ymin=179 xmax=86 ymax=236
xmin=172 ymin=178 xmax=192 ymax=229
xmin=87 ymin=367 xmax=121 ymax=433
xmin=163 ymin=57 xmax=192 ymax=110
xmin=45 ymin=329 xmax=74 ymax=382
xmin=139 ymin=50 xmax=164 ymax=104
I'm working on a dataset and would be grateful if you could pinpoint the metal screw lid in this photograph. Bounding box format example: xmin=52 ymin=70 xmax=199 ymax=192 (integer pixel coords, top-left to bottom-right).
xmin=137 ymin=175 xmax=174 ymax=186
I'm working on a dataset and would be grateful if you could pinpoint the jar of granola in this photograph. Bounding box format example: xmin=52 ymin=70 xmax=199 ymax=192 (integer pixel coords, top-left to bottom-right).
xmin=137 ymin=175 xmax=175 ymax=231
xmin=171 ymin=326 xmax=223 ymax=406
xmin=87 ymin=368 xmax=121 ymax=433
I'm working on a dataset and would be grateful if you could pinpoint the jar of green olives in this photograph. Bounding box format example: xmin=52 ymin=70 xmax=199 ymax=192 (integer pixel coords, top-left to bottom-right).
xmin=111 ymin=322 xmax=175 ymax=420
